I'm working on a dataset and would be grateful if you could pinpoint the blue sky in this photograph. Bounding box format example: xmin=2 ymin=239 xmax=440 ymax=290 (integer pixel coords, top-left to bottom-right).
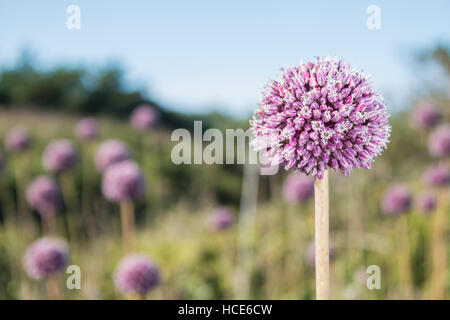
xmin=0 ymin=0 xmax=449 ymax=118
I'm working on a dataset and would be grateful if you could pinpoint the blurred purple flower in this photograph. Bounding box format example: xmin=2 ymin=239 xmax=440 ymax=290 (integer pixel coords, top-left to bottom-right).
xmin=411 ymin=101 xmax=441 ymax=130
xmin=102 ymin=160 xmax=145 ymax=202
xmin=208 ymin=207 xmax=234 ymax=231
xmin=249 ymin=57 xmax=391 ymax=179
xmin=381 ymin=184 xmax=411 ymax=216
xmin=95 ymin=140 xmax=129 ymax=172
xmin=75 ymin=117 xmax=99 ymax=141
xmin=283 ymin=173 xmax=314 ymax=203
xmin=26 ymin=175 xmax=61 ymax=215
xmin=23 ymin=237 xmax=68 ymax=280
xmin=423 ymin=164 xmax=450 ymax=187
xmin=130 ymin=104 xmax=159 ymax=132
xmin=305 ymin=242 xmax=336 ymax=269
xmin=114 ymin=254 xmax=159 ymax=296
xmin=414 ymin=192 xmax=436 ymax=215
xmin=43 ymin=139 xmax=77 ymax=173
xmin=428 ymin=124 xmax=450 ymax=158
xmin=4 ymin=126 xmax=31 ymax=153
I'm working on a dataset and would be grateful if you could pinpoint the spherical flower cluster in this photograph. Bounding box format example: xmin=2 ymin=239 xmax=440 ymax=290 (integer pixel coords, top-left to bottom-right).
xmin=423 ymin=164 xmax=450 ymax=187
xmin=411 ymin=101 xmax=441 ymax=130
xmin=250 ymin=57 xmax=390 ymax=179
xmin=414 ymin=192 xmax=436 ymax=215
xmin=95 ymin=140 xmax=130 ymax=172
xmin=130 ymin=104 xmax=159 ymax=132
xmin=26 ymin=176 xmax=61 ymax=215
xmin=208 ymin=207 xmax=234 ymax=231
xmin=75 ymin=117 xmax=99 ymax=140
xmin=102 ymin=160 xmax=145 ymax=202
xmin=4 ymin=126 xmax=31 ymax=153
xmin=428 ymin=124 xmax=450 ymax=158
xmin=283 ymin=173 xmax=314 ymax=203
xmin=23 ymin=237 xmax=68 ymax=280
xmin=114 ymin=254 xmax=160 ymax=296
xmin=381 ymin=184 xmax=411 ymax=216
xmin=43 ymin=139 xmax=78 ymax=173
xmin=305 ymin=242 xmax=336 ymax=269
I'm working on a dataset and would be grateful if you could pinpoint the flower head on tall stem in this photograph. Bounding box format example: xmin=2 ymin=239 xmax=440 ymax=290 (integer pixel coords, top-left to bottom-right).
xmin=23 ymin=237 xmax=68 ymax=280
xmin=381 ymin=184 xmax=411 ymax=216
xmin=249 ymin=57 xmax=391 ymax=179
xmin=130 ymin=104 xmax=159 ymax=132
xmin=26 ymin=175 xmax=61 ymax=215
xmin=43 ymin=139 xmax=78 ymax=173
xmin=75 ymin=117 xmax=99 ymax=141
xmin=102 ymin=160 xmax=145 ymax=203
xmin=411 ymin=100 xmax=441 ymax=130
xmin=428 ymin=124 xmax=450 ymax=158
xmin=4 ymin=126 xmax=31 ymax=153
xmin=283 ymin=173 xmax=314 ymax=203
xmin=95 ymin=140 xmax=129 ymax=172
xmin=114 ymin=254 xmax=160 ymax=297
xmin=423 ymin=164 xmax=450 ymax=187
xmin=415 ymin=192 xmax=436 ymax=215
xmin=208 ymin=207 xmax=234 ymax=231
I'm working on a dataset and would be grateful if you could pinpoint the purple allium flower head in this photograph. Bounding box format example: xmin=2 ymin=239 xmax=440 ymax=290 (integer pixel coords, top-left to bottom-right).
xmin=102 ymin=160 xmax=145 ymax=203
xmin=414 ymin=192 xmax=436 ymax=215
xmin=305 ymin=242 xmax=336 ymax=269
xmin=208 ymin=207 xmax=234 ymax=231
xmin=95 ymin=139 xmax=130 ymax=172
xmin=4 ymin=126 xmax=31 ymax=153
xmin=75 ymin=117 xmax=99 ymax=140
xmin=428 ymin=124 xmax=450 ymax=158
xmin=130 ymin=104 xmax=159 ymax=132
xmin=283 ymin=173 xmax=314 ymax=203
xmin=43 ymin=139 xmax=78 ymax=173
xmin=114 ymin=254 xmax=160 ymax=296
xmin=381 ymin=184 xmax=411 ymax=216
xmin=23 ymin=237 xmax=68 ymax=280
xmin=26 ymin=176 xmax=61 ymax=215
xmin=411 ymin=101 xmax=441 ymax=130
xmin=423 ymin=164 xmax=450 ymax=187
xmin=250 ymin=57 xmax=391 ymax=179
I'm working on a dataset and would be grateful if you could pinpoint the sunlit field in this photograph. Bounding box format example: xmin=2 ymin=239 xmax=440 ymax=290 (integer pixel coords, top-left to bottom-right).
xmin=0 ymin=89 xmax=448 ymax=300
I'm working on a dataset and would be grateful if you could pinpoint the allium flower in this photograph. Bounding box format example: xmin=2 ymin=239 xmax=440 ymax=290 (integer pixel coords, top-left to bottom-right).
xmin=114 ymin=254 xmax=160 ymax=296
xmin=415 ymin=192 xmax=436 ymax=215
xmin=305 ymin=242 xmax=336 ymax=269
xmin=95 ymin=140 xmax=129 ymax=172
xmin=381 ymin=184 xmax=411 ymax=216
xmin=23 ymin=237 xmax=68 ymax=280
xmin=250 ymin=57 xmax=390 ymax=179
xmin=75 ymin=117 xmax=99 ymax=140
xmin=102 ymin=160 xmax=145 ymax=202
xmin=283 ymin=173 xmax=314 ymax=203
xmin=428 ymin=124 xmax=450 ymax=158
xmin=4 ymin=126 xmax=31 ymax=153
xmin=43 ymin=139 xmax=77 ymax=173
xmin=26 ymin=176 xmax=61 ymax=214
xmin=411 ymin=101 xmax=441 ymax=130
xmin=423 ymin=164 xmax=450 ymax=187
xmin=130 ymin=104 xmax=159 ymax=132
xmin=208 ymin=207 xmax=234 ymax=231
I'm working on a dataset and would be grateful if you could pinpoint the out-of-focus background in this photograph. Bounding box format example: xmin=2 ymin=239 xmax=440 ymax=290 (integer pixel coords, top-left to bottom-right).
xmin=0 ymin=0 xmax=449 ymax=299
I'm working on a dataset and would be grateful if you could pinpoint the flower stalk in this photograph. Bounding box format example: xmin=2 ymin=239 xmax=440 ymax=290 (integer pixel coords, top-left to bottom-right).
xmin=314 ymin=170 xmax=329 ymax=300
xmin=120 ymin=200 xmax=135 ymax=254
